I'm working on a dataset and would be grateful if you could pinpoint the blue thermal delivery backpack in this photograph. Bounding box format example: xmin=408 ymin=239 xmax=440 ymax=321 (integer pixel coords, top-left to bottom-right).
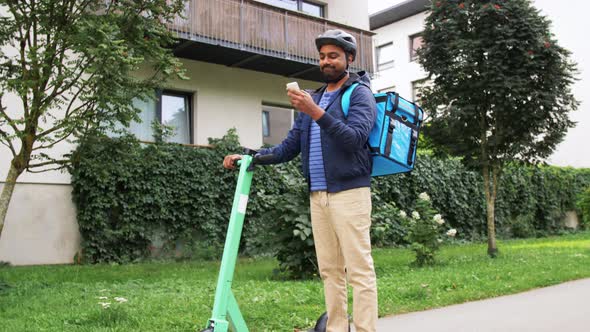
xmin=342 ymin=83 xmax=424 ymax=177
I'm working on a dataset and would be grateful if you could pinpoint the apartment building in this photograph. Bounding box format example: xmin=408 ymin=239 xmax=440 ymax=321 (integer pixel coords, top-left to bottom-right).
xmin=0 ymin=0 xmax=374 ymax=265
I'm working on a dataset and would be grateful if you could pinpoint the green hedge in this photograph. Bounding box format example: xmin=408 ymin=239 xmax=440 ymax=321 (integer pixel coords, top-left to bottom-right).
xmin=375 ymin=157 xmax=590 ymax=240
xmin=70 ymin=130 xmax=313 ymax=273
xmin=70 ymin=131 xmax=590 ymax=277
xmin=578 ymin=187 xmax=590 ymax=229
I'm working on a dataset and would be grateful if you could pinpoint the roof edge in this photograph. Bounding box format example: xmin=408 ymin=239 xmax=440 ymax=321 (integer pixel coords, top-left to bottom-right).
xmin=370 ymin=0 xmax=430 ymax=30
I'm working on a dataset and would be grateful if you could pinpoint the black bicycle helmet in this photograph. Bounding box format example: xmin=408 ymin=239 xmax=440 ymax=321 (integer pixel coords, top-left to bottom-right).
xmin=315 ymin=29 xmax=357 ymax=61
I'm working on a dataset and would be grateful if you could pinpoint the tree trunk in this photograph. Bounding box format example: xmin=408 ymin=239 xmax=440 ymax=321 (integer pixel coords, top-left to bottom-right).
xmin=482 ymin=164 xmax=499 ymax=257
xmin=0 ymin=161 xmax=23 ymax=239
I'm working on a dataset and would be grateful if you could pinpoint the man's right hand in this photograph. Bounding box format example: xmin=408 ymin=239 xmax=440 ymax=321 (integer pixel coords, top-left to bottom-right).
xmin=223 ymin=154 xmax=242 ymax=170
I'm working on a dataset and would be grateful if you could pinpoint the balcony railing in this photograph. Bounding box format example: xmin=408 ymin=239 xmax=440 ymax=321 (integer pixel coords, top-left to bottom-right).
xmin=168 ymin=0 xmax=374 ymax=75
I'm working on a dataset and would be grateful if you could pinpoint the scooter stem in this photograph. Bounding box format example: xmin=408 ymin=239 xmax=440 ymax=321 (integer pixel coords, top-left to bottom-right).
xmin=204 ymin=155 xmax=254 ymax=332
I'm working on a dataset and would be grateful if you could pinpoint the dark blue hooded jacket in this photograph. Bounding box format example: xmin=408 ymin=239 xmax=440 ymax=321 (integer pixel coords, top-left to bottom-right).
xmin=259 ymin=72 xmax=376 ymax=193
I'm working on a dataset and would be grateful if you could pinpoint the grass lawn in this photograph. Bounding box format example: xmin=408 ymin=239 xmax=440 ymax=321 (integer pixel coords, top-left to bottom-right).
xmin=1 ymin=231 xmax=590 ymax=331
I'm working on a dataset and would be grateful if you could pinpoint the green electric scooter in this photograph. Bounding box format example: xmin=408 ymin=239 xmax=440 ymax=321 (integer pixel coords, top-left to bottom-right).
xmin=199 ymin=148 xmax=269 ymax=332
xmin=199 ymin=148 xmax=335 ymax=332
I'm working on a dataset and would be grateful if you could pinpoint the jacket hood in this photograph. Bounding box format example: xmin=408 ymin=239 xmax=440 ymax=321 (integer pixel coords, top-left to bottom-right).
xmin=350 ymin=70 xmax=372 ymax=88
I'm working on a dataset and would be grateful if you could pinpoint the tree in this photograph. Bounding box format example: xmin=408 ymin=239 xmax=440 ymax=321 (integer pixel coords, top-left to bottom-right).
xmin=417 ymin=0 xmax=578 ymax=256
xmin=0 ymin=0 xmax=187 ymax=237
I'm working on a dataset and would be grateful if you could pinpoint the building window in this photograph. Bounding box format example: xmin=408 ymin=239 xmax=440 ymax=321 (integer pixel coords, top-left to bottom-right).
xmin=125 ymin=90 xmax=193 ymax=144
xmin=160 ymin=91 xmax=192 ymax=144
xmin=301 ymin=1 xmax=324 ymax=17
xmin=262 ymin=104 xmax=294 ymax=145
xmin=376 ymin=42 xmax=394 ymax=72
xmin=259 ymin=0 xmax=325 ymax=17
xmin=409 ymin=33 xmax=424 ymax=62
xmin=262 ymin=111 xmax=270 ymax=137
xmin=411 ymin=79 xmax=429 ymax=104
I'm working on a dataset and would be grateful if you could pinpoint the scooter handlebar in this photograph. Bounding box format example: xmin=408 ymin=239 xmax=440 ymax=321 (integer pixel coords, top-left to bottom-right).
xmin=231 ymin=152 xmax=275 ymax=169
xmin=253 ymin=153 xmax=275 ymax=164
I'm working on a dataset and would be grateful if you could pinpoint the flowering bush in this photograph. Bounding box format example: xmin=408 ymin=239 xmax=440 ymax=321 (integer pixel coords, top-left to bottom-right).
xmin=402 ymin=192 xmax=457 ymax=266
xmin=371 ymin=201 xmax=408 ymax=247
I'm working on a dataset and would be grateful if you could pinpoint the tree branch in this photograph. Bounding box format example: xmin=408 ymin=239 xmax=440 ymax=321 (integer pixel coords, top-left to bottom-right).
xmin=37 ymin=98 xmax=94 ymax=139
xmin=0 ymin=130 xmax=17 ymax=157
xmin=0 ymin=103 xmax=20 ymax=134
xmin=33 ymin=125 xmax=77 ymax=151
xmin=27 ymin=159 xmax=69 ymax=169
xmin=26 ymin=163 xmax=69 ymax=173
xmin=50 ymin=57 xmax=95 ymax=98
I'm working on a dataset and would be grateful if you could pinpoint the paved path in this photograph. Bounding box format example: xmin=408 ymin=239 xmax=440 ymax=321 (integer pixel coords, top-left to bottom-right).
xmin=374 ymin=278 xmax=590 ymax=332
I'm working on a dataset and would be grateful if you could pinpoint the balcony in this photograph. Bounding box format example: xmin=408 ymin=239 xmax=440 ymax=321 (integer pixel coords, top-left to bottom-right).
xmin=169 ymin=0 xmax=374 ymax=82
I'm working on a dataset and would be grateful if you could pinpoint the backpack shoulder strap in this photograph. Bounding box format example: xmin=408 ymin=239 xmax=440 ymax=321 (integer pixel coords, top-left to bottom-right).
xmin=341 ymin=82 xmax=360 ymax=118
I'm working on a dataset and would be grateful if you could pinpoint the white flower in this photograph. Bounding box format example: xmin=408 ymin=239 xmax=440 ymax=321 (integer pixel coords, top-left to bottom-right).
xmin=412 ymin=211 xmax=420 ymax=220
xmin=437 ymin=239 xmax=443 ymax=243
xmin=98 ymin=296 xmax=108 ymax=300
xmin=114 ymin=297 xmax=128 ymax=303
xmin=399 ymin=211 xmax=407 ymax=218
xmin=433 ymin=214 xmax=445 ymax=225
xmin=418 ymin=192 xmax=431 ymax=201
xmin=446 ymin=229 xmax=457 ymax=237
xmin=99 ymin=302 xmax=111 ymax=309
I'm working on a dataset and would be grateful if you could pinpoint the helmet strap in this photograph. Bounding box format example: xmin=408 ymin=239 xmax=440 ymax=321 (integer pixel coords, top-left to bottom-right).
xmin=324 ymin=69 xmax=348 ymax=84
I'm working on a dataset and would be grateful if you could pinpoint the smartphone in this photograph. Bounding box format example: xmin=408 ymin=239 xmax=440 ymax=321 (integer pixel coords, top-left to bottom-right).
xmin=286 ymin=82 xmax=300 ymax=91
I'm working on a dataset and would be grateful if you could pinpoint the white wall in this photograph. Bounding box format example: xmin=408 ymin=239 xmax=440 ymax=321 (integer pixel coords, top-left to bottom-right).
xmin=0 ymin=89 xmax=74 ymax=185
xmin=167 ymin=59 xmax=319 ymax=149
xmin=253 ymin=0 xmax=370 ymax=30
xmin=0 ymin=183 xmax=80 ymax=265
xmin=372 ymin=12 xmax=428 ymax=98
xmin=325 ymin=0 xmax=370 ymax=30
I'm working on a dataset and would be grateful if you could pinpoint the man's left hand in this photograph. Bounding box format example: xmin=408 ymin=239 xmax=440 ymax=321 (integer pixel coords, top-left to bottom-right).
xmin=287 ymin=89 xmax=324 ymax=120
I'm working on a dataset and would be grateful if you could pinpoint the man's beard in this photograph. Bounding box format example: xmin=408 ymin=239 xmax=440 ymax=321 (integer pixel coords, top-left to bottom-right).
xmin=321 ymin=65 xmax=348 ymax=83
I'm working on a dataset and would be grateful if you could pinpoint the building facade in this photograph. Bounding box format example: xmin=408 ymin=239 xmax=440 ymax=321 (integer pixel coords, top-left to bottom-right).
xmin=369 ymin=0 xmax=589 ymax=168
xmin=0 ymin=0 xmax=374 ymax=265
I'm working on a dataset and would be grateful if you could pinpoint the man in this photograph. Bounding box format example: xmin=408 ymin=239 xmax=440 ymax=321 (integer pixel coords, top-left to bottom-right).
xmin=223 ymin=30 xmax=378 ymax=332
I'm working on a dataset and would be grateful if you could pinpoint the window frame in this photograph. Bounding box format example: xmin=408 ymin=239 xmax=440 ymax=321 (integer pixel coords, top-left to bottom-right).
xmin=376 ymin=42 xmax=395 ymax=72
xmin=260 ymin=0 xmax=325 ymax=17
xmin=409 ymin=32 xmax=424 ymax=62
xmin=300 ymin=0 xmax=324 ymax=17
xmin=262 ymin=110 xmax=271 ymax=137
xmin=411 ymin=78 xmax=429 ymax=103
xmin=261 ymin=103 xmax=295 ymax=145
xmin=156 ymin=89 xmax=194 ymax=144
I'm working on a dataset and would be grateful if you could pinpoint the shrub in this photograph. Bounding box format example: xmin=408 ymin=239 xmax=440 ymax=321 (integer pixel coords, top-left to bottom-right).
xmin=505 ymin=214 xmax=537 ymax=239
xmin=402 ymin=193 xmax=456 ymax=266
xmin=254 ymin=160 xmax=317 ymax=279
xmin=370 ymin=198 xmax=407 ymax=248
xmin=69 ymin=129 xmax=590 ymax=278
xmin=577 ymin=187 xmax=590 ymax=229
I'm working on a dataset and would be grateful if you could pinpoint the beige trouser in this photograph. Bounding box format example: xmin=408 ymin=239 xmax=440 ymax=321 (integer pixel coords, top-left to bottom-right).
xmin=310 ymin=187 xmax=378 ymax=332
